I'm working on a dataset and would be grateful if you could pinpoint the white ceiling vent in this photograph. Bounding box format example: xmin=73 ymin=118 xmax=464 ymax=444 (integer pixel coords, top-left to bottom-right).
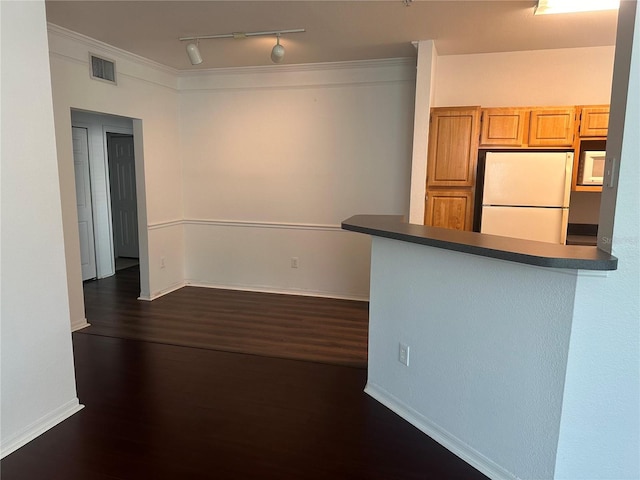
xmin=89 ymin=54 xmax=117 ymax=85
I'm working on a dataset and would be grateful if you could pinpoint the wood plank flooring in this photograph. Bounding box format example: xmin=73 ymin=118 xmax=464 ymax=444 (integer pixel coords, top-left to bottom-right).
xmin=2 ymin=334 xmax=488 ymax=479
xmin=1 ymin=268 xmax=489 ymax=479
xmin=82 ymin=267 xmax=369 ymax=367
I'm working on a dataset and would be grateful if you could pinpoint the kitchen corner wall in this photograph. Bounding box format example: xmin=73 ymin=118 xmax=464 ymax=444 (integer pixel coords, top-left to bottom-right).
xmin=178 ymin=61 xmax=415 ymax=299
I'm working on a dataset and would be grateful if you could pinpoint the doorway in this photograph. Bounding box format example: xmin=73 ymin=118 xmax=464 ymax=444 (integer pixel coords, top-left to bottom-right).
xmin=72 ymin=111 xmax=140 ymax=284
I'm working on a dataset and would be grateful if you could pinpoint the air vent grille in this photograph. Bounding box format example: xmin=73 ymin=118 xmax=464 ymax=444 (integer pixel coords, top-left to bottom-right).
xmin=90 ymin=54 xmax=116 ymax=84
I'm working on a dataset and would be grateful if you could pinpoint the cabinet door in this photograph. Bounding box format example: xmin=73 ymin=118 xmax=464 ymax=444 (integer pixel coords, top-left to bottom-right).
xmin=425 ymin=189 xmax=474 ymax=231
xmin=528 ymin=107 xmax=576 ymax=147
xmin=579 ymin=105 xmax=609 ymax=137
xmin=480 ymin=108 xmax=528 ymax=147
xmin=427 ymin=107 xmax=480 ymax=188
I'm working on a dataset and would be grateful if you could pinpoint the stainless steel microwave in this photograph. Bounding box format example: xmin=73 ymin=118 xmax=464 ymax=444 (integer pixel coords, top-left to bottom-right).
xmin=579 ymin=151 xmax=606 ymax=186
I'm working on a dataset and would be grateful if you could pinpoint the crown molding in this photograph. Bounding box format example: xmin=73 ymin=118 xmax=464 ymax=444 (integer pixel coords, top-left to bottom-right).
xmin=177 ymin=57 xmax=416 ymax=78
xmin=47 ymin=23 xmax=415 ymax=85
xmin=47 ymin=23 xmax=179 ymax=77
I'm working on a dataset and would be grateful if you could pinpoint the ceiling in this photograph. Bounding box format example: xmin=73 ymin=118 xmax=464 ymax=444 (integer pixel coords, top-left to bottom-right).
xmin=45 ymin=1 xmax=619 ymax=70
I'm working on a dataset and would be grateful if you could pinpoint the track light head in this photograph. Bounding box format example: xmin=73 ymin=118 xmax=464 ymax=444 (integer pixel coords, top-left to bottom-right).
xmin=186 ymin=42 xmax=203 ymax=65
xmin=270 ymin=35 xmax=285 ymax=64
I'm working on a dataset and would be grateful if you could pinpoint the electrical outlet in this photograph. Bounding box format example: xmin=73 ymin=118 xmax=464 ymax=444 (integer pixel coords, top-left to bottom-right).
xmin=161 ymin=256 xmax=166 ymax=269
xmin=399 ymin=343 xmax=410 ymax=366
xmin=291 ymin=257 xmax=299 ymax=269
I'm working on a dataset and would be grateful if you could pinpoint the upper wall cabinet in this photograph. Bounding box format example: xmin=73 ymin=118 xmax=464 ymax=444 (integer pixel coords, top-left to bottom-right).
xmin=480 ymin=108 xmax=528 ymax=147
xmin=527 ymin=107 xmax=576 ymax=147
xmin=427 ymin=107 xmax=481 ymax=188
xmin=578 ymin=105 xmax=610 ymax=138
xmin=479 ymin=106 xmax=577 ymax=148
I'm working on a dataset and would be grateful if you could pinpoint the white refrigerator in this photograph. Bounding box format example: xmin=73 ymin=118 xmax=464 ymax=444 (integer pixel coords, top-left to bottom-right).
xmin=480 ymin=151 xmax=573 ymax=244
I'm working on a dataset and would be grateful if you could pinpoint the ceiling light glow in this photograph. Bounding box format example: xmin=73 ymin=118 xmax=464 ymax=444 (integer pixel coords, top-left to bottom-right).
xmin=535 ymin=0 xmax=620 ymax=15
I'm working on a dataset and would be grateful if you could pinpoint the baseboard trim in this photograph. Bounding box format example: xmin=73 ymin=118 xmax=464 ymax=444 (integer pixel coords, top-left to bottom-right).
xmin=0 ymin=398 xmax=84 ymax=459
xmin=364 ymin=383 xmax=516 ymax=480
xmin=138 ymin=282 xmax=186 ymax=301
xmin=185 ymin=280 xmax=369 ymax=302
xmin=71 ymin=318 xmax=91 ymax=332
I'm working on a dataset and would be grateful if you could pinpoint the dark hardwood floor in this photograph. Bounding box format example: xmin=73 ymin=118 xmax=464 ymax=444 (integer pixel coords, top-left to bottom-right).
xmin=1 ymin=269 xmax=489 ymax=479
xmin=82 ymin=267 xmax=369 ymax=367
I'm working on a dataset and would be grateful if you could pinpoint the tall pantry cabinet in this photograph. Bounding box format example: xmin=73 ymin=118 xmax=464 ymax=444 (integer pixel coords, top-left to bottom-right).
xmin=424 ymin=107 xmax=480 ymax=231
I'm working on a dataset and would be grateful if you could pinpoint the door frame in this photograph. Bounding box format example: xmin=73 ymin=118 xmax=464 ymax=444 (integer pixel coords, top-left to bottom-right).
xmin=70 ymin=111 xmax=145 ymax=290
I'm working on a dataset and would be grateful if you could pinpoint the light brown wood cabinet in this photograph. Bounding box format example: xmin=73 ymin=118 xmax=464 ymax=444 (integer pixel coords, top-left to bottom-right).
xmin=527 ymin=107 xmax=576 ymax=147
xmin=427 ymin=107 xmax=480 ymax=188
xmin=578 ymin=105 xmax=609 ymax=138
xmin=424 ymin=107 xmax=480 ymax=230
xmin=425 ymin=189 xmax=474 ymax=231
xmin=480 ymin=108 xmax=528 ymax=147
xmin=480 ymin=106 xmax=576 ymax=148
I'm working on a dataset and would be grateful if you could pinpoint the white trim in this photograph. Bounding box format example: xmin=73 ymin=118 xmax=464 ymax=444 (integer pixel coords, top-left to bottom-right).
xmin=179 ymin=57 xmax=416 ymax=77
xmin=0 ymin=399 xmax=84 ymax=459
xmin=364 ymin=382 xmax=518 ymax=480
xmin=148 ymin=219 xmax=183 ymax=230
xmin=178 ymin=79 xmax=415 ymax=94
xmin=178 ymin=57 xmax=416 ymax=91
xmin=47 ymin=23 xmax=177 ymax=76
xmin=71 ymin=318 xmax=91 ymax=332
xmin=138 ymin=282 xmax=186 ymax=301
xmin=148 ymin=218 xmax=346 ymax=233
xmin=184 ymin=219 xmax=343 ymax=232
xmin=185 ymin=280 xmax=369 ymax=302
xmin=139 ymin=280 xmax=368 ymax=302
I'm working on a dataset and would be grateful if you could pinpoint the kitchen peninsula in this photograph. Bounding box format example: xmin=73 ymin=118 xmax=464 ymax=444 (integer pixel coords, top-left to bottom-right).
xmin=342 ymin=214 xmax=617 ymax=479
xmin=342 ymin=215 xmax=617 ymax=270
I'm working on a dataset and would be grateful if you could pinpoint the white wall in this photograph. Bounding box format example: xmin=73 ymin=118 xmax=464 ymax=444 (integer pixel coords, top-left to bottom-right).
xmin=433 ymin=46 xmax=615 ymax=107
xmin=409 ymin=41 xmax=437 ymax=224
xmin=179 ymin=60 xmax=415 ymax=299
xmin=555 ymin=2 xmax=640 ymax=478
xmin=48 ymin=25 xmax=184 ymax=309
xmin=0 ymin=1 xmax=82 ymax=457
xmin=366 ymin=238 xmax=577 ymax=480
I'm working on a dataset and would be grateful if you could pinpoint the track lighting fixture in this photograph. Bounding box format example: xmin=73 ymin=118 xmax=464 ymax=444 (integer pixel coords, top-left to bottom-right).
xmin=179 ymin=28 xmax=305 ymax=66
xmin=270 ymin=34 xmax=285 ymax=64
xmin=185 ymin=41 xmax=202 ymax=65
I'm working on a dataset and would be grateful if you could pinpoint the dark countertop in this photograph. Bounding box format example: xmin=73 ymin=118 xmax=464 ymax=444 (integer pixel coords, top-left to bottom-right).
xmin=342 ymin=215 xmax=617 ymax=271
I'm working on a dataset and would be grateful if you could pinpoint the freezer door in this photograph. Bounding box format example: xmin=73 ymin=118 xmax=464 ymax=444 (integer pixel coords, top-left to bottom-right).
xmin=481 ymin=206 xmax=569 ymax=244
xmin=483 ymin=152 xmax=573 ymax=207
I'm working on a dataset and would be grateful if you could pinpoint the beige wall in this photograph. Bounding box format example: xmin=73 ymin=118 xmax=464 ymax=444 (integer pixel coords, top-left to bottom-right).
xmin=179 ymin=61 xmax=415 ymax=299
xmin=433 ymin=46 xmax=614 ymax=107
